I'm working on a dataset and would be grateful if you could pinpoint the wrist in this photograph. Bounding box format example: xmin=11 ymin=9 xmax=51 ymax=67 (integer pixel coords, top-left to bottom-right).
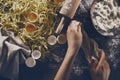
xmin=66 ymin=47 xmax=79 ymax=58
xmin=68 ymin=43 xmax=81 ymax=51
xmin=68 ymin=46 xmax=80 ymax=53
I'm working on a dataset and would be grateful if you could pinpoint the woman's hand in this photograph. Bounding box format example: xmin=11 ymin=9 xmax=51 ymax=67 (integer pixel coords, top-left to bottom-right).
xmin=90 ymin=50 xmax=110 ymax=80
xmin=67 ymin=20 xmax=82 ymax=53
xmin=54 ymin=20 xmax=83 ymax=80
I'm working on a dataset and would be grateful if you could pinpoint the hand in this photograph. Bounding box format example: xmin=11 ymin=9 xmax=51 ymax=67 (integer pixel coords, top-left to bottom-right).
xmin=90 ymin=50 xmax=110 ymax=80
xmin=54 ymin=21 xmax=82 ymax=80
xmin=67 ymin=20 xmax=82 ymax=52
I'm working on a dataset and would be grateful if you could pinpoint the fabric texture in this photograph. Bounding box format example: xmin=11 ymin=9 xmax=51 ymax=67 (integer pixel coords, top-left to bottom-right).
xmin=0 ymin=28 xmax=31 ymax=80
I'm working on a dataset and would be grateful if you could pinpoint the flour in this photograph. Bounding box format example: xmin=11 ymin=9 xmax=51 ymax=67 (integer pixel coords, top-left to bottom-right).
xmin=106 ymin=39 xmax=120 ymax=68
xmin=91 ymin=0 xmax=120 ymax=36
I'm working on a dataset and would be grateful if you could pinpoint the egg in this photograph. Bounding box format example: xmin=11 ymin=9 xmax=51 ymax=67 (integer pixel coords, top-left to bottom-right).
xmin=25 ymin=23 xmax=36 ymax=33
xmin=54 ymin=0 xmax=64 ymax=4
xmin=28 ymin=12 xmax=38 ymax=22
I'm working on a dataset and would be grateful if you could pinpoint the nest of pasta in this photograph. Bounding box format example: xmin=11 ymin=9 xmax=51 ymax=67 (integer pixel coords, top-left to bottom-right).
xmin=0 ymin=0 xmax=62 ymax=58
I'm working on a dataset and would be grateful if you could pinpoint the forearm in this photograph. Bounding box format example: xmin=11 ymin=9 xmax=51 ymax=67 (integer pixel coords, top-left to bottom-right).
xmin=54 ymin=48 xmax=79 ymax=80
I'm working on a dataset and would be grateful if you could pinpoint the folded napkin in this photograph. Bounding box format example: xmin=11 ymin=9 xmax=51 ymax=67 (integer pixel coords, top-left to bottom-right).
xmin=0 ymin=28 xmax=31 ymax=80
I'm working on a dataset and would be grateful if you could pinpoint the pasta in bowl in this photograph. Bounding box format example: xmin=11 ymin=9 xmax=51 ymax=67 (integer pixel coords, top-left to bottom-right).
xmin=0 ymin=0 xmax=62 ymax=59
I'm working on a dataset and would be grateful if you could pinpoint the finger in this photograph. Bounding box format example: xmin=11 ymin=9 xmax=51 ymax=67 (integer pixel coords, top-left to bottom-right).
xmin=77 ymin=25 xmax=82 ymax=32
xmin=96 ymin=50 xmax=105 ymax=72
xmin=69 ymin=20 xmax=80 ymax=30
xmin=104 ymin=60 xmax=110 ymax=80
xmin=67 ymin=21 xmax=74 ymax=32
xmin=67 ymin=25 xmax=72 ymax=33
xmin=90 ymin=56 xmax=98 ymax=72
xmin=72 ymin=20 xmax=80 ymax=26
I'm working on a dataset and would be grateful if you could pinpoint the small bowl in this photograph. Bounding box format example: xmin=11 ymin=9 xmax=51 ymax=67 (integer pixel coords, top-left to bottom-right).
xmin=25 ymin=57 xmax=36 ymax=68
xmin=57 ymin=34 xmax=67 ymax=44
xmin=47 ymin=35 xmax=57 ymax=45
xmin=31 ymin=50 xmax=41 ymax=60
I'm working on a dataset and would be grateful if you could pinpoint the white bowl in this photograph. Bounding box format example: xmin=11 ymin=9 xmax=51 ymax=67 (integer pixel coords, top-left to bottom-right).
xmin=25 ymin=57 xmax=36 ymax=68
xmin=31 ymin=50 xmax=41 ymax=60
xmin=90 ymin=0 xmax=120 ymax=36
xmin=47 ymin=35 xmax=57 ymax=45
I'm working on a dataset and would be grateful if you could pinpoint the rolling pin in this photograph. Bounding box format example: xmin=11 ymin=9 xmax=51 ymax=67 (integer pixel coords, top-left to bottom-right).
xmin=56 ymin=0 xmax=81 ymax=34
xmin=56 ymin=0 xmax=100 ymax=63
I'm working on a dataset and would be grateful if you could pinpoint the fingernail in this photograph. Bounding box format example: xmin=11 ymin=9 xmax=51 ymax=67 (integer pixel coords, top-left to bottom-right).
xmin=91 ymin=56 xmax=96 ymax=60
xmin=91 ymin=56 xmax=97 ymax=64
xmin=72 ymin=20 xmax=80 ymax=26
xmin=79 ymin=22 xmax=82 ymax=26
xmin=99 ymin=49 xmax=104 ymax=54
xmin=91 ymin=59 xmax=95 ymax=63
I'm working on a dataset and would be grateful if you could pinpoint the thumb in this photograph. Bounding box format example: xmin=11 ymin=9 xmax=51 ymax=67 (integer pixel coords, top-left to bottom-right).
xmin=96 ymin=50 xmax=105 ymax=72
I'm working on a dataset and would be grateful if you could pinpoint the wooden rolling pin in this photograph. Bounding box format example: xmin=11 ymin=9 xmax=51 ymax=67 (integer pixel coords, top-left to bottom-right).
xmin=56 ymin=0 xmax=100 ymax=63
xmin=56 ymin=0 xmax=81 ymax=34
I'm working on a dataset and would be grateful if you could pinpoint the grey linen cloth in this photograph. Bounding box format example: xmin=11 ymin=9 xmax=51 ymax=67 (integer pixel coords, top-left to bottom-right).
xmin=0 ymin=28 xmax=31 ymax=80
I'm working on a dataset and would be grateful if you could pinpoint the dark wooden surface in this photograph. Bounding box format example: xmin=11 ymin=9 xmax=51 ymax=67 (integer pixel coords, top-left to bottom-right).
xmin=19 ymin=0 xmax=120 ymax=80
